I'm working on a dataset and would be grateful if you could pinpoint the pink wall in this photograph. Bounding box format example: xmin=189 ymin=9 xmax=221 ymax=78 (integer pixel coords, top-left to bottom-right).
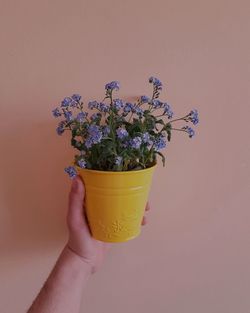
xmin=1 ymin=0 xmax=249 ymax=312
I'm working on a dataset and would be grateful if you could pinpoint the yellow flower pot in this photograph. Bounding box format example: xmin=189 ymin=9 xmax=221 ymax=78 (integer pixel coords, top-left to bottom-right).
xmin=76 ymin=164 xmax=156 ymax=243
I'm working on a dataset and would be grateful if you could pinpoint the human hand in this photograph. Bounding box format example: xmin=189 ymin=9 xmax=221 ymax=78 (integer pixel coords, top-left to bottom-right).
xmin=66 ymin=176 xmax=150 ymax=274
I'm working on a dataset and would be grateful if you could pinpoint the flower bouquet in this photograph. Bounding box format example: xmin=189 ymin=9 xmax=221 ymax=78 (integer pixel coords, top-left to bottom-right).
xmin=52 ymin=77 xmax=199 ymax=242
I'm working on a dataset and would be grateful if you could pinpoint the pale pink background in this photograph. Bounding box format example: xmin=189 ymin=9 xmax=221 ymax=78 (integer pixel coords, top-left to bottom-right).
xmin=0 ymin=0 xmax=250 ymax=312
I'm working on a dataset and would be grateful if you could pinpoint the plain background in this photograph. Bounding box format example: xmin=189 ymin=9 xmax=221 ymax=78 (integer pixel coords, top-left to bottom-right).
xmin=0 ymin=0 xmax=250 ymax=312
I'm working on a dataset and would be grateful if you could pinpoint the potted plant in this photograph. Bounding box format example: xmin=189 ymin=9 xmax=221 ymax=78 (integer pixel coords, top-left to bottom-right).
xmin=52 ymin=77 xmax=199 ymax=243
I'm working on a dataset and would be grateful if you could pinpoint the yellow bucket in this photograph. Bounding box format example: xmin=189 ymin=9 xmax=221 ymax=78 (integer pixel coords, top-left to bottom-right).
xmin=76 ymin=164 xmax=156 ymax=243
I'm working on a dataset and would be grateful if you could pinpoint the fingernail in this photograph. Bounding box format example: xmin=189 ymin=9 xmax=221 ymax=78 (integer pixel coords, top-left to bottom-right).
xmin=72 ymin=178 xmax=79 ymax=192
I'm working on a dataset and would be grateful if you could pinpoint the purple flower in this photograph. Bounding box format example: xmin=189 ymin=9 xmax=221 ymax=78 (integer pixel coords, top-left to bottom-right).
xmin=77 ymin=159 xmax=87 ymax=168
xmin=88 ymin=101 xmax=99 ymax=110
xmin=72 ymin=94 xmax=81 ymax=102
xmin=142 ymin=132 xmax=153 ymax=145
xmin=85 ymin=124 xmax=103 ymax=148
xmin=123 ymin=102 xmax=134 ymax=113
xmin=85 ymin=138 xmax=93 ymax=148
xmin=113 ymin=99 xmax=124 ymax=110
xmin=99 ymin=102 xmax=109 ymax=112
xmin=153 ymin=136 xmax=167 ymax=151
xmin=140 ymin=95 xmax=150 ymax=103
xmin=88 ymin=124 xmax=101 ymax=135
xmin=116 ymin=127 xmax=128 ymax=139
xmin=130 ymin=136 xmax=142 ymax=149
xmin=61 ymin=97 xmax=72 ymax=107
xmin=149 ymin=77 xmax=162 ymax=89
xmin=56 ymin=121 xmax=65 ymax=135
xmin=182 ymin=126 xmax=195 ymax=138
xmin=135 ymin=107 xmax=144 ymax=118
xmin=76 ymin=112 xmax=88 ymax=123
xmin=105 ymin=81 xmax=120 ymax=91
xmin=90 ymin=112 xmax=102 ymax=121
xmin=64 ymin=166 xmax=77 ymax=179
xmin=163 ymin=103 xmax=174 ymax=119
xmin=56 ymin=126 xmax=64 ymax=135
xmin=189 ymin=109 xmax=199 ymax=125
xmin=64 ymin=111 xmax=73 ymax=122
xmin=52 ymin=108 xmax=61 ymax=118
xmin=102 ymin=126 xmax=111 ymax=136
xmin=151 ymin=99 xmax=162 ymax=108
xmin=114 ymin=156 xmax=123 ymax=166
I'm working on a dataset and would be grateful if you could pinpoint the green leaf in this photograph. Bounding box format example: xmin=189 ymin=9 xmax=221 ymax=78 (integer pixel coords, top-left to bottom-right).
xmin=155 ymin=119 xmax=165 ymax=125
xmin=155 ymin=151 xmax=166 ymax=166
xmin=71 ymin=138 xmax=77 ymax=146
xmin=162 ymin=123 xmax=172 ymax=141
xmin=167 ymin=129 xmax=171 ymax=141
xmin=72 ymin=128 xmax=77 ymax=138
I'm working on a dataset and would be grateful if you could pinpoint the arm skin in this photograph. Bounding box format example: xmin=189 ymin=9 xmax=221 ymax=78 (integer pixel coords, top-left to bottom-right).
xmin=27 ymin=176 xmax=150 ymax=313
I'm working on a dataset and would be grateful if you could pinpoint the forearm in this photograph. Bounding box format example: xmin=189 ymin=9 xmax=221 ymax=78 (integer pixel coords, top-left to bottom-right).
xmin=27 ymin=246 xmax=92 ymax=313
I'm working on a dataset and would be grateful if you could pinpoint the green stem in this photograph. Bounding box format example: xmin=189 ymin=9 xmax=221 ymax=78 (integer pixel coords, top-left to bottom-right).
xmin=143 ymin=145 xmax=154 ymax=166
xmin=148 ymin=86 xmax=156 ymax=111
xmin=128 ymin=111 xmax=134 ymax=123
xmin=171 ymin=127 xmax=188 ymax=134
xmin=108 ymin=92 xmax=118 ymax=155
xmin=168 ymin=114 xmax=190 ymax=123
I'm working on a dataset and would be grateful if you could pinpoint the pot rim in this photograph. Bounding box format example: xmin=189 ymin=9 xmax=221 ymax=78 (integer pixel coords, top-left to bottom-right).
xmin=75 ymin=163 xmax=157 ymax=175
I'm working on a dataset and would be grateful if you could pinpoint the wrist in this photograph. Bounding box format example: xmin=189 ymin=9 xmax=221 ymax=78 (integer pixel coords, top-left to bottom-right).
xmin=62 ymin=245 xmax=93 ymax=277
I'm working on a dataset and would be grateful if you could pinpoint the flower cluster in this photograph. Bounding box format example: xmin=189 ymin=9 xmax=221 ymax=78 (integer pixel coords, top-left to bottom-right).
xmin=52 ymin=77 xmax=199 ymax=178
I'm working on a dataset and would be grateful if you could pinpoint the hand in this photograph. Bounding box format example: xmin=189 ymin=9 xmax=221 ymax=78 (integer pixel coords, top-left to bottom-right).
xmin=66 ymin=176 xmax=150 ymax=274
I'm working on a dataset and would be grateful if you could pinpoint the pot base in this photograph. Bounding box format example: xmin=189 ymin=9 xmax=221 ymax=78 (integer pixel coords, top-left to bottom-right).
xmin=92 ymin=230 xmax=141 ymax=243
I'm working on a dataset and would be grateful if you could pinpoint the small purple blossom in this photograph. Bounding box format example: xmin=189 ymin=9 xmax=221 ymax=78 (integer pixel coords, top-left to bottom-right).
xmin=56 ymin=126 xmax=64 ymax=135
xmin=135 ymin=107 xmax=144 ymax=118
xmin=163 ymin=103 xmax=174 ymax=119
xmin=149 ymin=77 xmax=162 ymax=89
xmin=189 ymin=109 xmax=199 ymax=125
xmin=123 ymin=102 xmax=134 ymax=113
xmin=105 ymin=81 xmax=120 ymax=91
xmin=130 ymin=136 xmax=142 ymax=149
xmin=142 ymin=132 xmax=153 ymax=145
xmin=151 ymin=99 xmax=162 ymax=108
xmin=141 ymin=95 xmax=150 ymax=103
xmin=64 ymin=111 xmax=73 ymax=122
xmin=61 ymin=97 xmax=72 ymax=107
xmin=88 ymin=101 xmax=99 ymax=110
xmin=88 ymin=124 xmax=101 ymax=135
xmin=85 ymin=124 xmax=103 ymax=148
xmin=56 ymin=121 xmax=65 ymax=135
xmin=116 ymin=127 xmax=128 ymax=139
xmin=183 ymin=126 xmax=195 ymax=138
xmin=153 ymin=136 xmax=167 ymax=151
xmin=90 ymin=112 xmax=102 ymax=121
xmin=102 ymin=126 xmax=110 ymax=136
xmin=64 ymin=166 xmax=77 ymax=179
xmin=76 ymin=112 xmax=88 ymax=122
xmin=113 ymin=99 xmax=124 ymax=110
xmin=99 ymin=102 xmax=109 ymax=112
xmin=77 ymin=159 xmax=87 ymax=168
xmin=52 ymin=108 xmax=61 ymax=118
xmin=72 ymin=94 xmax=81 ymax=102
xmin=85 ymin=137 xmax=93 ymax=148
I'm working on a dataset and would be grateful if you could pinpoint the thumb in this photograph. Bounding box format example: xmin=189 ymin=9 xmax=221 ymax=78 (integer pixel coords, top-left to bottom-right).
xmin=67 ymin=176 xmax=89 ymax=230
